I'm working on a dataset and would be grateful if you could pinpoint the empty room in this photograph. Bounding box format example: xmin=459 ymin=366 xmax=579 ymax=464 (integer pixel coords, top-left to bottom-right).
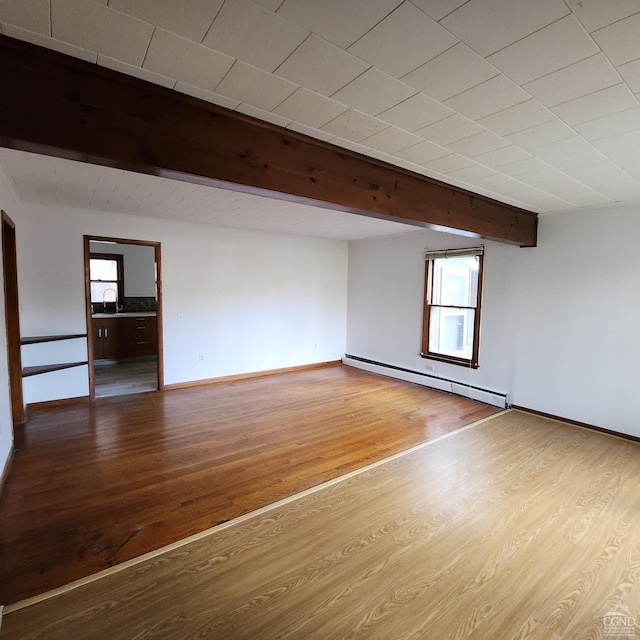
xmin=1 ymin=1 xmax=640 ymax=638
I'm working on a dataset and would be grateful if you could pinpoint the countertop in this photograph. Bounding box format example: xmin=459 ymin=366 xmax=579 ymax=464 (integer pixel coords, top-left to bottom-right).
xmin=92 ymin=312 xmax=157 ymax=318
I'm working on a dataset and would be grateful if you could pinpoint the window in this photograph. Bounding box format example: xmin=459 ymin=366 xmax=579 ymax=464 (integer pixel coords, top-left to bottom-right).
xmin=90 ymin=253 xmax=124 ymax=311
xmin=421 ymin=247 xmax=484 ymax=368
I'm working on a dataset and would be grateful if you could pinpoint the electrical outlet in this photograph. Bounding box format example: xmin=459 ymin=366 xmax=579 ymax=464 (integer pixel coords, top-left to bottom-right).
xmin=199 ymin=354 xmax=204 ymax=361
xmin=425 ymin=364 xmax=435 ymax=372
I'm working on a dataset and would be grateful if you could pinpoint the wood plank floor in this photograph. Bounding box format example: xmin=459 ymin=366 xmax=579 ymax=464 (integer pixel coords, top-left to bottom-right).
xmin=94 ymin=357 xmax=158 ymax=397
xmin=0 ymin=364 xmax=498 ymax=606
xmin=4 ymin=410 xmax=640 ymax=639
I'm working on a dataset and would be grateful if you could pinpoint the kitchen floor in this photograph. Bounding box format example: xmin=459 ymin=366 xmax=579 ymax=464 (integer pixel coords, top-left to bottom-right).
xmin=94 ymin=358 xmax=158 ymax=397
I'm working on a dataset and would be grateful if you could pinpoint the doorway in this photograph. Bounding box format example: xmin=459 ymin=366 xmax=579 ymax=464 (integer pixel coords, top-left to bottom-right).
xmin=2 ymin=211 xmax=24 ymax=425
xmin=84 ymin=236 xmax=163 ymax=399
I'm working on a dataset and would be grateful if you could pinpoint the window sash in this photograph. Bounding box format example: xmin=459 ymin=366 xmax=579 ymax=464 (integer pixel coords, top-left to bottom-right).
xmin=422 ymin=253 xmax=483 ymax=368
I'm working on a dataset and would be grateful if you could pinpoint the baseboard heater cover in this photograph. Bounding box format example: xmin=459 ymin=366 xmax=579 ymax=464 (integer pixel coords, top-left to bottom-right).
xmin=343 ymin=354 xmax=508 ymax=408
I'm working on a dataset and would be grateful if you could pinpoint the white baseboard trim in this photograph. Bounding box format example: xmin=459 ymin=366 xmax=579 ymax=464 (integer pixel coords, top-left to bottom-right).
xmin=343 ymin=354 xmax=508 ymax=408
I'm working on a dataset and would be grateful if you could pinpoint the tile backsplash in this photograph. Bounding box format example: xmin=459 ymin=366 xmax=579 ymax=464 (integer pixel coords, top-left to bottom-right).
xmin=122 ymin=297 xmax=157 ymax=313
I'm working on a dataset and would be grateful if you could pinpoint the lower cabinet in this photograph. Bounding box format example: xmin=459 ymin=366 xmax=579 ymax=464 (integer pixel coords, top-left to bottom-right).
xmin=93 ymin=316 xmax=157 ymax=360
xmin=93 ymin=318 xmax=122 ymax=359
xmin=121 ymin=316 xmax=158 ymax=358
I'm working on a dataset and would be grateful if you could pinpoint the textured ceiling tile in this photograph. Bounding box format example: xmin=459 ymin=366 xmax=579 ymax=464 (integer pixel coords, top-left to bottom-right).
xmin=523 ymin=54 xmax=621 ymax=107
xmin=592 ymin=13 xmax=640 ymax=66
xmin=252 ymin=0 xmax=282 ymax=10
xmin=445 ymin=130 xmax=510 ymax=158
xmin=551 ymin=84 xmax=639 ymax=125
xmin=275 ymin=35 xmax=370 ymax=97
xmin=444 ymin=75 xmax=529 ymax=121
xmin=330 ymin=136 xmax=372 ymax=154
xmin=477 ymin=100 xmax=556 ymax=136
xmin=574 ymin=106 xmax=640 ymax=140
xmin=0 ymin=0 xmax=49 ymax=35
xmin=411 ymin=0 xmax=467 ymax=21
xmin=422 ymin=153 xmax=476 ymax=174
xmin=402 ymin=43 xmax=499 ymax=102
xmin=395 ymin=140 xmax=450 ymax=165
xmin=286 ymin=122 xmax=336 ymax=142
xmin=377 ymin=93 xmax=453 ymax=131
xmin=579 ymin=170 xmax=640 ymax=200
xmin=109 ymin=0 xmax=223 ymax=42
xmin=618 ymin=59 xmax=640 ymax=94
xmin=173 ymin=82 xmax=240 ymax=109
xmin=321 ymin=109 xmax=389 ymax=143
xmin=566 ymin=0 xmax=640 ymax=32
xmin=51 ymin=0 xmax=154 ymax=66
xmin=472 ymin=145 xmax=532 ymax=168
xmin=602 ymin=147 xmax=640 ymax=172
xmin=487 ymin=16 xmax=599 ymax=85
xmin=447 ymin=164 xmax=498 ymax=182
xmin=332 ymin=68 xmax=416 ymax=117
xmin=144 ymin=29 xmax=234 ymax=91
xmin=506 ymin=119 xmax=576 ymax=150
xmin=203 ymin=0 xmax=308 ymax=73
xmin=273 ymin=88 xmax=348 ymax=129
xmin=508 ymin=188 xmax=574 ymax=211
xmin=276 ymin=0 xmax=402 ymax=49
xmin=347 ymin=2 xmax=457 ymax=78
xmin=215 ymin=61 xmax=298 ymax=112
xmin=544 ymin=148 xmax=610 ymax=171
xmin=441 ymin=0 xmax=569 ymax=57
xmin=469 ymin=173 xmax=526 ymax=194
xmin=98 ymin=55 xmax=176 ymax=88
xmin=235 ymin=103 xmax=293 ymax=127
xmin=1 ymin=23 xmax=98 ymax=62
xmin=360 ymin=127 xmax=424 ymax=154
xmin=414 ymin=114 xmax=485 ymax=145
xmin=498 ymin=157 xmax=552 ymax=177
xmin=530 ymin=136 xmax=600 ymax=163
xmin=590 ymin=128 xmax=640 ymax=155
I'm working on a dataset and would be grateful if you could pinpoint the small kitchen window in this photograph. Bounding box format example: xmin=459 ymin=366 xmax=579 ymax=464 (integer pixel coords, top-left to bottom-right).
xmin=90 ymin=253 xmax=124 ymax=312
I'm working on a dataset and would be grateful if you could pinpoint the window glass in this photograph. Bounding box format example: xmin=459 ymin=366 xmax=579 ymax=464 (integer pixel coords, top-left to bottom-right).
xmin=422 ymin=252 xmax=483 ymax=367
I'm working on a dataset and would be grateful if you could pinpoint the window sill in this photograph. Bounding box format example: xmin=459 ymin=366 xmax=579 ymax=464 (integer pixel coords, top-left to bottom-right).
xmin=420 ymin=353 xmax=479 ymax=369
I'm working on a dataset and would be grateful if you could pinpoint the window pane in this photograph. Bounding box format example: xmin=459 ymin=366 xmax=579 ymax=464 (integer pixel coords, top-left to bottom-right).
xmin=431 ymin=256 xmax=479 ymax=307
xmin=90 ymin=258 xmax=119 ymax=281
xmin=429 ymin=307 xmax=475 ymax=360
xmin=91 ymin=282 xmax=119 ymax=303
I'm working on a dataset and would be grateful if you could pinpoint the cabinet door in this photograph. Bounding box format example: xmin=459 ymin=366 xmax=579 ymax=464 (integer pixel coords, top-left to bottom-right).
xmin=102 ymin=319 xmax=122 ymax=359
xmin=93 ymin=322 xmax=105 ymax=359
xmin=93 ymin=318 xmax=122 ymax=360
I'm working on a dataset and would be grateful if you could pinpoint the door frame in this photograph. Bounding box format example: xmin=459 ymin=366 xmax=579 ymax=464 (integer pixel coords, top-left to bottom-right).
xmin=84 ymin=235 xmax=164 ymax=399
xmin=2 ymin=211 xmax=24 ymax=425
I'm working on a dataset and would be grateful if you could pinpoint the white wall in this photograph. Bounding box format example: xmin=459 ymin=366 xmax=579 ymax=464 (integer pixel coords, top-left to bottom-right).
xmin=0 ymin=175 xmax=16 ymax=481
xmin=91 ymin=241 xmax=156 ymax=298
xmin=346 ymin=205 xmax=640 ymax=436
xmin=346 ymin=230 xmax=521 ymax=403
xmin=13 ymin=202 xmax=348 ymax=403
xmin=510 ymin=205 xmax=640 ymax=436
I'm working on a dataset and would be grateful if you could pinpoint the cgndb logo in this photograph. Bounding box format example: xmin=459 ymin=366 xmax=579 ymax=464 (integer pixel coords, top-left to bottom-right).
xmin=603 ymin=604 xmax=637 ymax=637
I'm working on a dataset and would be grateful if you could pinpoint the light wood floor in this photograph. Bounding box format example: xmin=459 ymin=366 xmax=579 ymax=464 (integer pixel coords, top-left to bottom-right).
xmin=0 ymin=364 xmax=498 ymax=605
xmin=4 ymin=410 xmax=640 ymax=639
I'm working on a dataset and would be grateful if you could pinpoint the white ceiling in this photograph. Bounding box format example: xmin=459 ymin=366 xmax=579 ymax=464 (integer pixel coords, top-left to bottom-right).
xmin=1 ymin=0 xmax=640 ymax=239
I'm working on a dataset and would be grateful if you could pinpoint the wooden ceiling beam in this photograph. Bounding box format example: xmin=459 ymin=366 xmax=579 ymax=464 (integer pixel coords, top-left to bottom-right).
xmin=0 ymin=36 xmax=537 ymax=246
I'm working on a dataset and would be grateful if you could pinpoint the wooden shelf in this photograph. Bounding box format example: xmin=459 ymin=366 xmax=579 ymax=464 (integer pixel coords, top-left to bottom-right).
xmin=22 ymin=361 xmax=88 ymax=377
xmin=21 ymin=333 xmax=87 ymax=345
xmin=21 ymin=333 xmax=89 ymax=378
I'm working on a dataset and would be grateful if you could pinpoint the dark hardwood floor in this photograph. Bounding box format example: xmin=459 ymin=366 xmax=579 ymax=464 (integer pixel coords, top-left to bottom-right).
xmin=0 ymin=364 xmax=499 ymax=605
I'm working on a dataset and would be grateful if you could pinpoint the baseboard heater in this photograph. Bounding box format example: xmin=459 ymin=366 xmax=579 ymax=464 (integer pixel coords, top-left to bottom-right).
xmin=343 ymin=354 xmax=508 ymax=408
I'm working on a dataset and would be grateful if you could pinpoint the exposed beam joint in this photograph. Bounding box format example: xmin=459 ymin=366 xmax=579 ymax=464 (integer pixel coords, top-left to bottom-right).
xmin=0 ymin=36 xmax=537 ymax=246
